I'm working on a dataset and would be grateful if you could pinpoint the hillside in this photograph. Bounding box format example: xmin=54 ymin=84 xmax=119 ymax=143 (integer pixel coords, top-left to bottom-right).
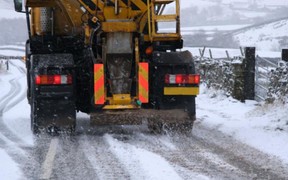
xmin=234 ymin=19 xmax=288 ymax=51
xmin=180 ymin=0 xmax=288 ymax=27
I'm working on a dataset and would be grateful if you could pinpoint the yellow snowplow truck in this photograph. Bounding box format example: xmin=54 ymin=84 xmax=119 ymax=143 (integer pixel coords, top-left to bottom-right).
xmin=14 ymin=0 xmax=200 ymax=134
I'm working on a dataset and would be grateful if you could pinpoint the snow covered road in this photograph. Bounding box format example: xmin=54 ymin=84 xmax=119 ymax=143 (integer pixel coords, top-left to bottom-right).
xmin=0 ymin=48 xmax=288 ymax=179
xmin=12 ymin=121 xmax=288 ymax=180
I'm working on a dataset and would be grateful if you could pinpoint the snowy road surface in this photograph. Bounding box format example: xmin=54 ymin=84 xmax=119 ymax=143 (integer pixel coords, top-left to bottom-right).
xmin=0 ymin=47 xmax=288 ymax=180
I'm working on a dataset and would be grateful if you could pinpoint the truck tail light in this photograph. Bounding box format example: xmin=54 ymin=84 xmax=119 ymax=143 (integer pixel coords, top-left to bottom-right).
xmin=35 ymin=75 xmax=73 ymax=85
xmin=165 ymin=74 xmax=200 ymax=84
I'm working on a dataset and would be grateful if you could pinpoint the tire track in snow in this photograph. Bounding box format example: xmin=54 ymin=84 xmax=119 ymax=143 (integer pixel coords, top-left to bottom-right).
xmin=104 ymin=134 xmax=183 ymax=180
xmin=0 ymin=79 xmax=18 ymax=115
xmin=0 ymin=77 xmax=25 ymax=113
xmin=0 ymin=60 xmax=26 ymax=114
xmin=43 ymin=135 xmax=97 ymax=180
xmin=130 ymin=133 xmax=212 ymax=179
xmin=0 ymin=60 xmax=27 ymax=144
xmin=79 ymin=135 xmax=130 ymax=180
xmin=0 ymin=58 xmax=30 ymax=180
xmin=191 ymin=123 xmax=288 ymax=180
xmin=112 ymin=133 xmax=251 ymax=180
xmin=0 ymin=128 xmax=30 ymax=180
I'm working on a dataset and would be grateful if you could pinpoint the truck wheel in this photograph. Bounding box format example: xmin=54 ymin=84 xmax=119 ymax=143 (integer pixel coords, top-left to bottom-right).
xmin=164 ymin=96 xmax=196 ymax=135
xmin=182 ymin=96 xmax=196 ymax=133
xmin=186 ymin=96 xmax=196 ymax=121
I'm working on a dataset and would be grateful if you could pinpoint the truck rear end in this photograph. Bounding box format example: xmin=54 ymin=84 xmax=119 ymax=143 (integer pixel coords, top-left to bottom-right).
xmin=14 ymin=0 xmax=199 ymax=134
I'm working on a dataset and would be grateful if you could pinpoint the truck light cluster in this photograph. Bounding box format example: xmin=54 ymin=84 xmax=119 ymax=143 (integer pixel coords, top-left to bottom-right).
xmin=165 ymin=74 xmax=200 ymax=84
xmin=35 ymin=75 xmax=72 ymax=85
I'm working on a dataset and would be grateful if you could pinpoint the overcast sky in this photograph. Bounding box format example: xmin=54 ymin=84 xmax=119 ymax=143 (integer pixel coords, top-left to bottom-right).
xmin=180 ymin=0 xmax=193 ymax=8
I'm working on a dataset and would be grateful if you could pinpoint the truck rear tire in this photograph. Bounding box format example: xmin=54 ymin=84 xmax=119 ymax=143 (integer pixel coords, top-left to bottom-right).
xmin=163 ymin=96 xmax=196 ymax=134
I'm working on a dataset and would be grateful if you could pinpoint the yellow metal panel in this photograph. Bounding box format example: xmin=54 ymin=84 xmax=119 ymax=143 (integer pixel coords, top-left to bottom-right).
xmin=31 ymin=8 xmax=41 ymax=36
xmin=30 ymin=1 xmax=84 ymax=36
xmin=110 ymin=94 xmax=131 ymax=105
xmin=102 ymin=22 xmax=137 ymax=32
xmin=164 ymin=87 xmax=199 ymax=95
xmin=103 ymin=7 xmax=130 ymax=19
xmin=154 ymin=15 xmax=177 ymax=22
xmin=103 ymin=105 xmax=138 ymax=110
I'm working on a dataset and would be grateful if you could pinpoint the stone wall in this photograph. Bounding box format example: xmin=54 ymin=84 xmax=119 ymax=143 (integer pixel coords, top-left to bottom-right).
xmin=266 ymin=61 xmax=288 ymax=103
xmin=195 ymin=57 xmax=246 ymax=101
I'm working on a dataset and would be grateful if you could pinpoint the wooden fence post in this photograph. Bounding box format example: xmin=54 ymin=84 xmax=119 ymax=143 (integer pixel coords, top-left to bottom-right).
xmin=243 ymin=47 xmax=256 ymax=100
xmin=281 ymin=49 xmax=288 ymax=62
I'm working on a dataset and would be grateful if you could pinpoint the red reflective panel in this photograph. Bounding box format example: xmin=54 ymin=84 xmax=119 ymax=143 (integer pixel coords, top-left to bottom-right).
xmin=47 ymin=75 xmax=54 ymax=84
xmin=175 ymin=74 xmax=183 ymax=84
xmin=182 ymin=75 xmax=189 ymax=84
xmin=194 ymin=75 xmax=200 ymax=84
xmin=35 ymin=75 xmax=41 ymax=85
xmin=165 ymin=74 xmax=170 ymax=84
xmin=35 ymin=75 xmax=73 ymax=85
xmin=165 ymin=74 xmax=200 ymax=84
xmin=67 ymin=75 xmax=73 ymax=84
xmin=53 ymin=75 xmax=61 ymax=84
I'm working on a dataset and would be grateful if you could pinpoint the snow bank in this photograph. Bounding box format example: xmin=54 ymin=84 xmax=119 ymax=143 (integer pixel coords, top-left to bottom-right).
xmin=197 ymin=85 xmax=288 ymax=164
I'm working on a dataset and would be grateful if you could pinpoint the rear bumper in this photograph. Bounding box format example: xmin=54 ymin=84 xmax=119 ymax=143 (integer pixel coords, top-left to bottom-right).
xmin=90 ymin=109 xmax=194 ymax=125
xmin=164 ymin=87 xmax=199 ymax=95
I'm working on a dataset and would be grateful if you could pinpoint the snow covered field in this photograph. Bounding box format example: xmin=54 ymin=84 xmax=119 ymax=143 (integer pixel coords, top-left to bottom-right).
xmin=160 ymin=24 xmax=251 ymax=35
xmin=1 ymin=47 xmax=288 ymax=179
xmin=234 ymin=19 xmax=288 ymax=51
